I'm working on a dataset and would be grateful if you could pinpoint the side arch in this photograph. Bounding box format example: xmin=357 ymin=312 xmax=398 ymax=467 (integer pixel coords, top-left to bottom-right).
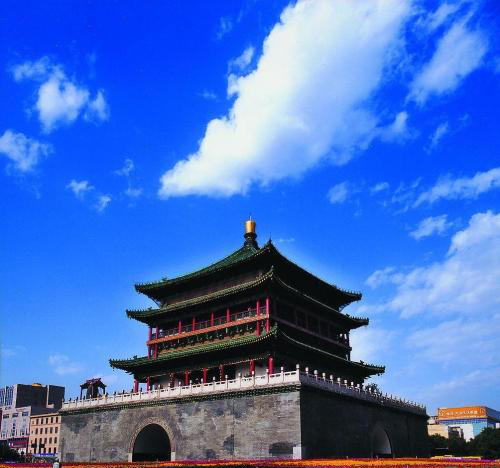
xmin=371 ymin=424 xmax=393 ymax=458
xmin=127 ymin=417 xmax=176 ymax=461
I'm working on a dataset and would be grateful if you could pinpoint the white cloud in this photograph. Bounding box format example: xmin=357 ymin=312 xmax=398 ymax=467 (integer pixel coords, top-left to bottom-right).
xmin=409 ymin=18 xmax=488 ymax=104
xmin=428 ymin=121 xmax=449 ymax=149
xmin=371 ymin=182 xmax=389 ymax=193
xmin=95 ymin=194 xmax=112 ymax=212
xmin=159 ymin=0 xmax=411 ymax=198
xmin=383 ymin=211 xmax=500 ymax=318
xmin=12 ymin=57 xmax=109 ymax=132
xmin=414 ymin=167 xmax=500 ymax=206
xmin=423 ymin=1 xmax=465 ymax=32
xmin=199 ymin=90 xmax=217 ymax=101
xmin=48 ymin=354 xmax=82 ymax=375
xmin=85 ymin=90 xmax=110 ymax=122
xmin=229 ymin=46 xmax=255 ymax=72
xmin=216 ymin=16 xmax=233 ymax=40
xmin=0 ymin=129 xmax=52 ymax=172
xmin=1 ymin=345 xmax=26 ymax=358
xmin=365 ymin=267 xmax=399 ymax=289
xmin=125 ymin=187 xmax=142 ymax=198
xmin=114 ymin=158 xmax=135 ymax=177
xmin=327 ymin=182 xmax=350 ymax=204
xmin=378 ymin=111 xmax=411 ymax=142
xmin=350 ymin=327 xmax=395 ymax=363
xmin=409 ymin=214 xmax=452 ymax=240
xmin=406 ymin=314 xmax=500 ymax=366
xmin=66 ymin=179 xmax=94 ymax=198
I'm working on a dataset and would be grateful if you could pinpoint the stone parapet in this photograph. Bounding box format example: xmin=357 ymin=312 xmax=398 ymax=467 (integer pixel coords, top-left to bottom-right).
xmin=61 ymin=369 xmax=425 ymax=416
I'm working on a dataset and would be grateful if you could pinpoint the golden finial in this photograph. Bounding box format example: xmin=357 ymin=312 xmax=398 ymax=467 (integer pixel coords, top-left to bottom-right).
xmin=245 ymin=217 xmax=256 ymax=235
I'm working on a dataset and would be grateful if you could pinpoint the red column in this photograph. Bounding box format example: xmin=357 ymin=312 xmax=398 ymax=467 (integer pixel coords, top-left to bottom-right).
xmin=249 ymin=360 xmax=255 ymax=375
xmin=146 ymin=376 xmax=151 ymax=392
xmin=266 ymin=297 xmax=270 ymax=332
xmin=226 ymin=308 xmax=230 ymax=323
xmin=192 ymin=316 xmax=196 ymax=330
xmin=256 ymin=299 xmax=261 ymax=336
xmin=203 ymin=368 xmax=207 ymax=384
xmin=210 ymin=312 xmax=214 ymax=326
xmin=184 ymin=370 xmax=189 ymax=386
xmin=148 ymin=326 xmax=152 ymax=340
xmin=219 ymin=364 xmax=224 ymax=380
xmin=133 ymin=379 xmax=138 ymax=393
xmin=178 ymin=320 xmax=182 ymax=334
xmin=268 ymin=356 xmax=274 ymax=375
xmin=154 ymin=344 xmax=158 ymax=359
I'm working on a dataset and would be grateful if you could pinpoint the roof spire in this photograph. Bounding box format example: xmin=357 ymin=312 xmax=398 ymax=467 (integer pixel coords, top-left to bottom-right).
xmin=244 ymin=217 xmax=258 ymax=248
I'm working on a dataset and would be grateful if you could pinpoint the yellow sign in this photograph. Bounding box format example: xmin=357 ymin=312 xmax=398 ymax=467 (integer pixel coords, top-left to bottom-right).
xmin=438 ymin=406 xmax=487 ymax=420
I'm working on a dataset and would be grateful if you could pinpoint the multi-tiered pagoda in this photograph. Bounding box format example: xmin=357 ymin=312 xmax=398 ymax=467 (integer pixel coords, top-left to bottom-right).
xmin=110 ymin=220 xmax=384 ymax=391
xmin=61 ymin=219 xmax=427 ymax=462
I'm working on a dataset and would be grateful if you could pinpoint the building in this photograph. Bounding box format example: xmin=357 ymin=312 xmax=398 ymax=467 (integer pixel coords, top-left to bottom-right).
xmin=427 ymin=415 xmax=449 ymax=438
xmin=436 ymin=406 xmax=500 ymax=441
xmin=0 ymin=383 xmax=64 ymax=455
xmin=60 ymin=220 xmax=428 ymax=462
xmin=28 ymin=412 xmax=61 ymax=457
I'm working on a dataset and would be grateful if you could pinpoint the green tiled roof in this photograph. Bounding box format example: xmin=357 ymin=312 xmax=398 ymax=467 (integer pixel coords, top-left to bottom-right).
xmin=135 ymin=241 xmax=263 ymax=293
xmin=127 ymin=267 xmax=368 ymax=326
xmin=109 ymin=325 xmax=278 ymax=371
xmin=281 ymin=331 xmax=384 ymax=374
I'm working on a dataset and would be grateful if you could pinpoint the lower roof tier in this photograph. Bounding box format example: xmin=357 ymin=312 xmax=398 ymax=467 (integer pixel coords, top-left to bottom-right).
xmin=109 ymin=326 xmax=384 ymax=380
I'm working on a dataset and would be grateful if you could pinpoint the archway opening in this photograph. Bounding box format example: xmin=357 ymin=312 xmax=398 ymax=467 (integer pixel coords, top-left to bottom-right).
xmin=132 ymin=423 xmax=171 ymax=461
xmin=372 ymin=426 xmax=392 ymax=458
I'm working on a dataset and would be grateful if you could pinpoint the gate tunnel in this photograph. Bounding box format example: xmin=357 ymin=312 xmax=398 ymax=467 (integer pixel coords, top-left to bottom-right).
xmin=132 ymin=423 xmax=171 ymax=461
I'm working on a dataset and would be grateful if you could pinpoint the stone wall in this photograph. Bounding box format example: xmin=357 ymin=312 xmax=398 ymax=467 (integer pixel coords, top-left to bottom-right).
xmin=60 ymin=388 xmax=301 ymax=462
xmin=300 ymin=386 xmax=429 ymax=458
xmin=60 ymin=385 xmax=428 ymax=461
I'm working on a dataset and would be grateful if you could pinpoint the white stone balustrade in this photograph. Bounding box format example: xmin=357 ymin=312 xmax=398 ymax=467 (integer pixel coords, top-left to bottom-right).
xmin=61 ymin=369 xmax=426 ymax=415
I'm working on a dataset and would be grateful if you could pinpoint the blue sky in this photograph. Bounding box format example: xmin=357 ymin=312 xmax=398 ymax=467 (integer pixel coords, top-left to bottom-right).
xmin=1 ymin=0 xmax=499 ymax=414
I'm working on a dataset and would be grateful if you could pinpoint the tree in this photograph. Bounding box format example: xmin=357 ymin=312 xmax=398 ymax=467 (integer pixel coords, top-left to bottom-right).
xmin=448 ymin=432 xmax=468 ymax=456
xmin=468 ymin=428 xmax=500 ymax=460
xmin=428 ymin=434 xmax=448 ymax=456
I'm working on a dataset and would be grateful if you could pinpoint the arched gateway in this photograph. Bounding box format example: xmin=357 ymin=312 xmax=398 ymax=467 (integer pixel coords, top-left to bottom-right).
xmin=130 ymin=422 xmax=172 ymax=461
xmin=372 ymin=426 xmax=393 ymax=458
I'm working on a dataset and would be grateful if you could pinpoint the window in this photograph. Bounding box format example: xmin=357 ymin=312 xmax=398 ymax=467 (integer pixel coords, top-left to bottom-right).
xmin=49 ymin=437 xmax=52 ymax=444
xmin=55 ymin=417 xmax=58 ymax=423
xmin=2 ymin=415 xmax=8 ymax=419
xmin=54 ymin=437 xmax=57 ymax=444
xmin=55 ymin=427 xmax=58 ymax=433
xmin=50 ymin=427 xmax=53 ymax=433
xmin=22 ymin=411 xmax=29 ymax=417
xmin=45 ymin=427 xmax=48 ymax=434
xmin=307 ymin=315 xmax=319 ymax=333
xmin=12 ymin=413 xmax=18 ymax=418
xmin=35 ymin=428 xmax=38 ymax=434
xmin=50 ymin=417 xmax=53 ymax=423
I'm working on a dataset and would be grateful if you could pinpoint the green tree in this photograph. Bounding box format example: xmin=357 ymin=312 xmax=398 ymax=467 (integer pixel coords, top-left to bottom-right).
xmin=448 ymin=432 xmax=468 ymax=456
xmin=468 ymin=428 xmax=500 ymax=460
xmin=428 ymin=434 xmax=449 ymax=456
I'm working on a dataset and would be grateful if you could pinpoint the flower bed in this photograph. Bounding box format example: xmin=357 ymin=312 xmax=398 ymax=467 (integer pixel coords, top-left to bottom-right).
xmin=2 ymin=460 xmax=500 ymax=468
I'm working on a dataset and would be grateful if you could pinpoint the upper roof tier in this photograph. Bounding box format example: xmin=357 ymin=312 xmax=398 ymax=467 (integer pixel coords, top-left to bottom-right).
xmin=135 ymin=220 xmax=362 ymax=311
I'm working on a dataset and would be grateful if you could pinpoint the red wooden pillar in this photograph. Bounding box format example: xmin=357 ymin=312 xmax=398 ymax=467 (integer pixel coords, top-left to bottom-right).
xmin=256 ymin=299 xmax=261 ymax=336
xmin=203 ymin=368 xmax=207 ymax=384
xmin=266 ymin=297 xmax=270 ymax=332
xmin=226 ymin=308 xmax=230 ymax=323
xmin=178 ymin=320 xmax=182 ymax=334
xmin=210 ymin=312 xmax=214 ymax=327
xmin=219 ymin=364 xmax=224 ymax=380
xmin=268 ymin=356 xmax=274 ymax=375
xmin=146 ymin=376 xmax=151 ymax=392
xmin=192 ymin=316 xmax=196 ymax=331
xmin=133 ymin=379 xmax=138 ymax=393
xmin=154 ymin=344 xmax=158 ymax=359
xmin=249 ymin=360 xmax=255 ymax=375
xmin=184 ymin=370 xmax=189 ymax=386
